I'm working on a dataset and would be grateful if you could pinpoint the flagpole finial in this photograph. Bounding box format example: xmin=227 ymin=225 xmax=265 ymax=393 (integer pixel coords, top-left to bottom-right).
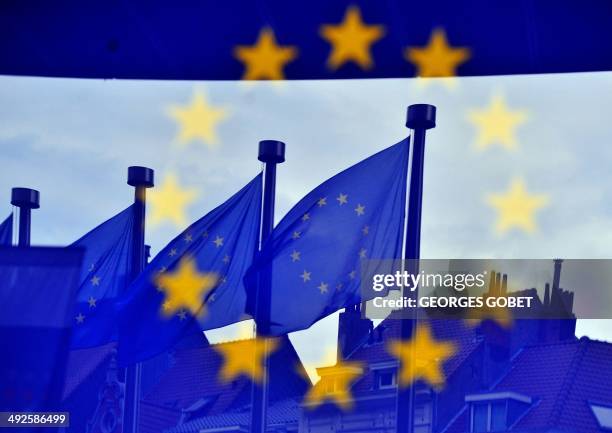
xmin=127 ymin=166 xmax=155 ymax=188
xmin=406 ymin=104 xmax=436 ymax=130
xmin=258 ymin=140 xmax=286 ymax=164
xmin=11 ymin=187 xmax=40 ymax=209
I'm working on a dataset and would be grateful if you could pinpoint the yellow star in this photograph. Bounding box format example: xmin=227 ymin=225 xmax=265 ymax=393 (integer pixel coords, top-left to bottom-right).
xmin=405 ymin=28 xmax=470 ymax=78
xmin=320 ymin=6 xmax=385 ymax=71
xmin=155 ymin=256 xmax=218 ymax=318
xmin=487 ymin=178 xmax=549 ymax=234
xmin=304 ymin=360 xmax=363 ymax=411
xmin=234 ymin=27 xmax=298 ymax=80
xmin=168 ymin=91 xmax=228 ymax=148
xmin=468 ymin=95 xmax=528 ymax=150
xmin=387 ymin=324 xmax=456 ymax=389
xmin=148 ymin=174 xmax=197 ymax=228
xmin=214 ymin=337 xmax=279 ymax=383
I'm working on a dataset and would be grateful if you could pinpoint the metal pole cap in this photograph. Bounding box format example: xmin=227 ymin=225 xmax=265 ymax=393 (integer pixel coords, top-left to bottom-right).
xmin=11 ymin=187 xmax=40 ymax=209
xmin=258 ymin=140 xmax=286 ymax=164
xmin=406 ymin=104 xmax=437 ymax=130
xmin=127 ymin=166 xmax=155 ymax=188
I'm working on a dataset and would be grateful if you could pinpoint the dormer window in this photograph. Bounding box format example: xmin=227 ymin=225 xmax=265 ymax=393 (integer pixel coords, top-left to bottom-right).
xmin=370 ymin=362 xmax=398 ymax=390
xmin=377 ymin=369 xmax=397 ymax=389
xmin=312 ymin=363 xmax=364 ymax=398
xmin=466 ymin=392 xmax=532 ymax=432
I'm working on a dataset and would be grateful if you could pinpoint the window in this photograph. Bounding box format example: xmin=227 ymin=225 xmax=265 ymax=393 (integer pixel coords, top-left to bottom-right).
xmin=324 ymin=378 xmax=336 ymax=394
xmin=490 ymin=401 xmax=506 ymax=431
xmin=467 ymin=392 xmax=532 ymax=432
xmin=471 ymin=401 xmax=508 ymax=432
xmin=471 ymin=401 xmax=505 ymax=432
xmin=377 ymin=370 xmax=397 ymax=389
xmin=472 ymin=403 xmax=488 ymax=432
xmin=590 ymin=403 xmax=612 ymax=430
xmin=414 ymin=403 xmax=433 ymax=433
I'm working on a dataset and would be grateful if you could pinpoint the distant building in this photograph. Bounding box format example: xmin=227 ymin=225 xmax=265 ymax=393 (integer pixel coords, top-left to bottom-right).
xmin=298 ymin=259 xmax=612 ymax=433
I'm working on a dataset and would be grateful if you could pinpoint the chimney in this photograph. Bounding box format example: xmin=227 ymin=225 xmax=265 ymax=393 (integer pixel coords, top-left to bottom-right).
xmin=488 ymin=270 xmax=496 ymax=296
xmin=494 ymin=272 xmax=501 ymax=295
xmin=544 ymin=282 xmax=550 ymax=306
xmin=337 ymin=306 xmax=373 ymax=360
xmin=501 ymin=274 xmax=508 ymax=295
xmin=553 ymin=259 xmax=563 ymax=295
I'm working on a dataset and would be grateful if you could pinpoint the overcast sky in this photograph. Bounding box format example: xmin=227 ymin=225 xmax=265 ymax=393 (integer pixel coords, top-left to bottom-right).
xmin=2 ymin=72 xmax=612 ymax=377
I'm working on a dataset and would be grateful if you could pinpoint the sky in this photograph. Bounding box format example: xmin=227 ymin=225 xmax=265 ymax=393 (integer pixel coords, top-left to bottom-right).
xmin=1 ymin=72 xmax=612 ymax=379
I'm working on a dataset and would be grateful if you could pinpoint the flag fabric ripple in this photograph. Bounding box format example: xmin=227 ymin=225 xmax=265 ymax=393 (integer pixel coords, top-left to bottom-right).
xmin=117 ymin=174 xmax=262 ymax=365
xmin=245 ymin=139 xmax=409 ymax=335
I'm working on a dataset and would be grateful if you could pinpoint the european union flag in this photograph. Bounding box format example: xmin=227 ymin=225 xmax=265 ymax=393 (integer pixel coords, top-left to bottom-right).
xmin=117 ymin=174 xmax=262 ymax=365
xmin=3 ymin=1 xmax=612 ymax=79
xmin=0 ymin=214 xmax=11 ymax=246
xmin=246 ymin=139 xmax=408 ymax=335
xmin=0 ymin=246 xmax=83 ymax=412
xmin=69 ymin=205 xmax=135 ymax=348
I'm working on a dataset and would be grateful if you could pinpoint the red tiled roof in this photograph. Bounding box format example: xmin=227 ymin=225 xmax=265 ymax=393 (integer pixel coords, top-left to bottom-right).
xmin=498 ymin=337 xmax=612 ymax=433
xmin=139 ymin=335 xmax=309 ymax=433
xmin=165 ymin=398 xmax=300 ymax=433
xmin=139 ymin=401 xmax=182 ymax=433
xmin=142 ymin=342 xmax=246 ymax=415
xmin=444 ymin=337 xmax=612 ymax=433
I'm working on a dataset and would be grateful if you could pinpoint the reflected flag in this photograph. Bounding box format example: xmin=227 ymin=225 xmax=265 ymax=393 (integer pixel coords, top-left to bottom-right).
xmin=117 ymin=174 xmax=262 ymax=365
xmin=69 ymin=206 xmax=135 ymax=348
xmin=4 ymin=2 xmax=612 ymax=79
xmin=0 ymin=214 xmax=12 ymax=246
xmin=245 ymin=139 xmax=408 ymax=335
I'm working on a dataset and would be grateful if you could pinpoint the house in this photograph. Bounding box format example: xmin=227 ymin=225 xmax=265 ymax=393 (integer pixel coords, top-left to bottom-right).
xmin=298 ymin=260 xmax=610 ymax=433
xmin=139 ymin=335 xmax=310 ymax=433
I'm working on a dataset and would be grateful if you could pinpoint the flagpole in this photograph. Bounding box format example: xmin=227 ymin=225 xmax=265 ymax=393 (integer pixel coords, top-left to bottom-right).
xmin=251 ymin=140 xmax=285 ymax=433
xmin=10 ymin=187 xmax=40 ymax=246
xmin=124 ymin=166 xmax=154 ymax=433
xmin=396 ymin=104 xmax=436 ymax=433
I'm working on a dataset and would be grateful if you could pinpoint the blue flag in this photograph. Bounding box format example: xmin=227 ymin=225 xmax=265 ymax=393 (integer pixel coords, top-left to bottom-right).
xmin=0 ymin=246 xmax=83 ymax=412
xmin=117 ymin=174 xmax=262 ymax=365
xmin=3 ymin=2 xmax=612 ymax=79
xmin=0 ymin=214 xmax=12 ymax=246
xmin=69 ymin=206 xmax=135 ymax=348
xmin=246 ymin=139 xmax=408 ymax=335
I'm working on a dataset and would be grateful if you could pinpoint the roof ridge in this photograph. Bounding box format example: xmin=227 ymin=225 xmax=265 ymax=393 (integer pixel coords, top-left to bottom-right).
xmin=547 ymin=337 xmax=590 ymax=424
xmin=520 ymin=336 xmax=579 ymax=350
xmin=208 ymin=334 xmax=292 ymax=347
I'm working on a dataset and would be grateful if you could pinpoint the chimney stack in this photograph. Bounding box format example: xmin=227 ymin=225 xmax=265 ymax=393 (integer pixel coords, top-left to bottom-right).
xmin=488 ymin=270 xmax=496 ymax=296
xmin=501 ymin=274 xmax=508 ymax=295
xmin=494 ymin=272 xmax=501 ymax=295
xmin=552 ymin=259 xmax=563 ymax=298
xmin=337 ymin=306 xmax=373 ymax=360
xmin=544 ymin=282 xmax=550 ymax=306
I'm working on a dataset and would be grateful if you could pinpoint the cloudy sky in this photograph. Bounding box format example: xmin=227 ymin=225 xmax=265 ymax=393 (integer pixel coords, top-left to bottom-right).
xmin=1 ymin=72 xmax=612 ymax=378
